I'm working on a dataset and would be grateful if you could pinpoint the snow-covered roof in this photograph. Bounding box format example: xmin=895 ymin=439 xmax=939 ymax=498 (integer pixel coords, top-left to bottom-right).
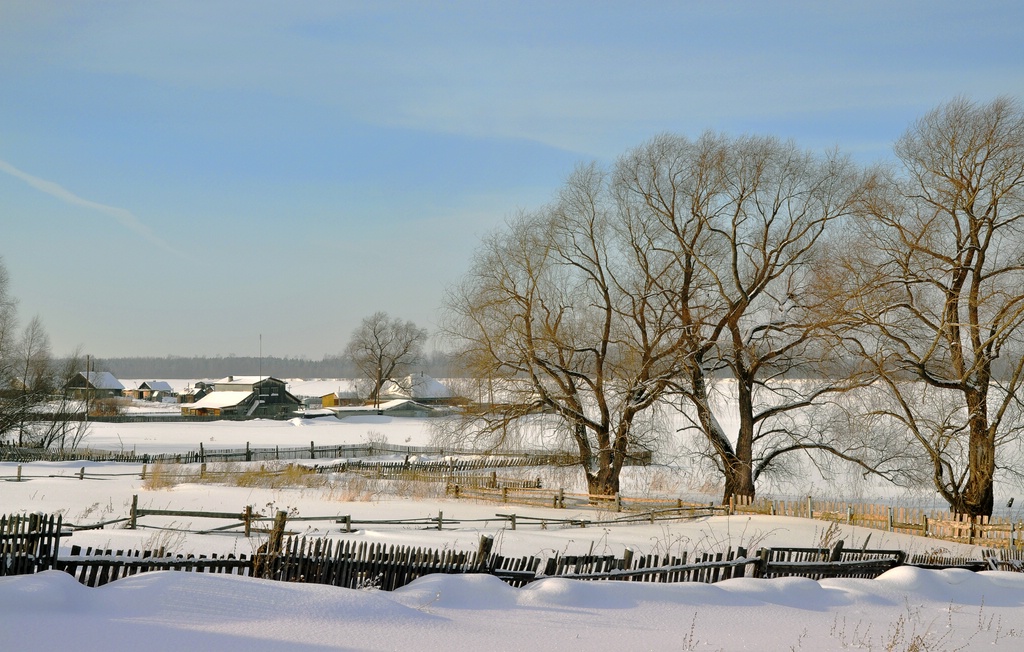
xmin=182 ymin=391 xmax=254 ymax=409
xmin=139 ymin=380 xmax=174 ymax=392
xmin=214 ymin=375 xmax=272 ymax=385
xmin=79 ymin=371 xmax=124 ymax=391
xmin=285 ymin=379 xmax=360 ymax=399
xmin=329 ymin=399 xmax=432 ymax=413
xmin=380 ymin=374 xmax=452 ymax=399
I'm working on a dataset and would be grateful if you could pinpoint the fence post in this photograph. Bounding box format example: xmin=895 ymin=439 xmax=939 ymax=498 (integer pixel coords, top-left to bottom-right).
xmin=476 ymin=535 xmax=494 ymax=571
xmin=199 ymin=442 xmax=205 ymax=463
xmin=558 ymin=487 xmax=565 ymax=509
xmin=437 ymin=510 xmax=443 ymax=531
xmin=79 ymin=466 xmax=85 ymax=480
xmin=615 ymin=493 xmax=622 ymax=513
xmin=728 ymin=495 xmax=735 ymax=516
xmin=846 ymin=504 xmax=853 ymax=525
xmin=829 ymin=539 xmax=845 ymax=562
xmin=921 ymin=514 xmax=928 ymax=538
xmin=200 ymin=463 xmax=207 ymax=479
xmin=622 ymin=547 xmax=634 ymax=571
xmin=271 ymin=510 xmax=287 ymax=546
xmin=244 ymin=505 xmax=252 ymax=537
xmin=310 ymin=441 xmax=315 ymax=460
xmin=806 ymin=496 xmax=813 ymax=519
xmin=141 ymin=463 xmax=147 ymax=480
xmin=246 ymin=442 xmax=251 ymax=462
xmin=887 ymin=507 xmax=894 ymax=532
xmin=16 ymin=464 xmax=21 ymax=482
xmin=510 ymin=514 xmax=517 ymax=531
xmin=343 ymin=515 xmax=352 ymax=533
xmin=130 ymin=494 xmax=138 ymax=529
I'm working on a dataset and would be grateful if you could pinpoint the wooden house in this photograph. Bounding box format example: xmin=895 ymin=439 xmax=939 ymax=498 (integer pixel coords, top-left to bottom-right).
xmin=65 ymin=371 xmax=125 ymax=400
xmin=180 ymin=375 xmax=300 ymax=418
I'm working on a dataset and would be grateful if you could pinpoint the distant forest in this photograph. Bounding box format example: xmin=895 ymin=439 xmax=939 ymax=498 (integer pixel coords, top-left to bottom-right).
xmin=94 ymin=354 xmax=462 ymax=380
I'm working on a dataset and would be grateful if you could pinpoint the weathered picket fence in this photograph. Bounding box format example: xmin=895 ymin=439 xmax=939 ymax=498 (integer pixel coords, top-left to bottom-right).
xmin=56 ymin=545 xmax=250 ymax=587
xmin=0 ymin=513 xmax=66 ymax=576
xmin=0 ymin=510 xmax=998 ymax=591
xmin=50 ymin=537 xmax=911 ymax=590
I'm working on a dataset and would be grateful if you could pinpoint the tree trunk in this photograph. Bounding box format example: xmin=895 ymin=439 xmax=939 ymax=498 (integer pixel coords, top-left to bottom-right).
xmin=586 ymin=468 xmax=620 ymax=497
xmin=721 ymin=457 xmax=755 ymax=505
xmin=691 ymin=366 xmax=756 ymax=504
xmin=960 ymin=390 xmax=996 ymax=517
xmin=729 ymin=366 xmax=757 ymax=504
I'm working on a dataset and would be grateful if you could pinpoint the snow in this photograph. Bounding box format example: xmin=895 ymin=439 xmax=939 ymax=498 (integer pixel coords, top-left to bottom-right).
xmin=3 ymin=567 xmax=1024 ymax=650
xmin=3 ymin=417 xmax=1024 ymax=650
xmin=181 ymin=390 xmax=254 ymax=409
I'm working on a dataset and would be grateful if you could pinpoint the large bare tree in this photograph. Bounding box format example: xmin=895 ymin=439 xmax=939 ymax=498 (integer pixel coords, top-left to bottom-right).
xmin=344 ymin=312 xmax=428 ymax=403
xmin=838 ymin=97 xmax=1024 ymax=517
xmin=612 ymin=132 xmax=900 ymax=503
xmin=445 ymin=164 xmax=690 ymax=496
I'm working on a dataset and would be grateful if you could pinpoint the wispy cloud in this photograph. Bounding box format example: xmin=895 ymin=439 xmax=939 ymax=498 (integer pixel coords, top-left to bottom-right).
xmin=0 ymin=158 xmax=187 ymax=258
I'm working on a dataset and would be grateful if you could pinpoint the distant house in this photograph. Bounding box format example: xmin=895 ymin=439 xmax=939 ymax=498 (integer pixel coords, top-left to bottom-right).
xmin=65 ymin=371 xmax=125 ymax=400
xmin=124 ymin=380 xmax=176 ymax=401
xmin=378 ymin=373 xmax=464 ymax=406
xmin=180 ymin=375 xmax=300 ymax=418
xmin=321 ymin=389 xmax=360 ymax=407
xmin=328 ymin=398 xmax=438 ymax=418
xmin=178 ymin=381 xmax=213 ymax=404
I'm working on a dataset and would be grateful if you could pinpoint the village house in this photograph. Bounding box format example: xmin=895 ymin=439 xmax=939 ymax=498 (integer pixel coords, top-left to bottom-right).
xmin=64 ymin=371 xmax=125 ymax=400
xmin=180 ymin=375 xmax=301 ymax=418
xmin=123 ymin=380 xmax=176 ymax=402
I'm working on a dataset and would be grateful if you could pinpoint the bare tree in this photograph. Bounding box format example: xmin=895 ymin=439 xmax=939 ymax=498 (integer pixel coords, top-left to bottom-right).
xmin=838 ymin=97 xmax=1024 ymax=517
xmin=445 ymin=164 xmax=690 ymax=496
xmin=30 ymin=350 xmax=90 ymax=451
xmin=613 ymin=132 xmax=898 ymax=503
xmin=344 ymin=312 xmax=428 ymax=403
xmin=13 ymin=315 xmax=53 ymax=446
xmin=0 ymin=258 xmax=21 ymax=439
xmin=0 ymin=260 xmax=88 ymax=450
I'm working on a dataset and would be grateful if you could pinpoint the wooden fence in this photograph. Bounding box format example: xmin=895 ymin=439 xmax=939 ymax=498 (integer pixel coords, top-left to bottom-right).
xmin=0 ymin=513 xmax=67 ymax=576
xmin=44 ymin=538 xmax=906 ymax=590
xmin=55 ymin=545 xmax=251 ymax=587
xmin=0 ymin=511 xmax=1011 ymax=591
xmin=728 ymin=496 xmax=1024 ymax=549
xmin=0 ymin=441 xmax=579 ymax=466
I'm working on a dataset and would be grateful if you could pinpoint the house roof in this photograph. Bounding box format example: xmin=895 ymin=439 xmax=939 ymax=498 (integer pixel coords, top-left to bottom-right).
xmin=329 ymin=399 xmax=434 ymax=414
xmin=214 ymin=375 xmax=276 ymax=384
xmin=77 ymin=371 xmax=125 ymax=391
xmin=139 ymin=380 xmax=174 ymax=392
xmin=183 ymin=391 xmax=254 ymax=409
xmin=380 ymin=374 xmax=452 ymax=399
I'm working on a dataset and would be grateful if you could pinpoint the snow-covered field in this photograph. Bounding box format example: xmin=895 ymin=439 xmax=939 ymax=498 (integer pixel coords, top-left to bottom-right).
xmin=4 ymin=414 xmax=1024 ymax=650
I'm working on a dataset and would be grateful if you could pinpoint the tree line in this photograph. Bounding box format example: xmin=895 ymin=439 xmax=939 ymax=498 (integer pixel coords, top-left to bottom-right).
xmin=441 ymin=97 xmax=1024 ymax=518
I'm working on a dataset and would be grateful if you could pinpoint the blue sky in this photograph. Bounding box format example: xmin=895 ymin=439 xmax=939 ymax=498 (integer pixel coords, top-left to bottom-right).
xmin=2 ymin=1 xmax=1022 ymax=359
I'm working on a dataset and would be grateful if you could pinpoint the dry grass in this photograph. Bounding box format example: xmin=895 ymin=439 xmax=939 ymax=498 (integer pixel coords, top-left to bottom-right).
xmin=232 ymin=463 xmax=327 ymax=489
xmin=142 ymin=462 xmax=327 ymax=490
xmin=142 ymin=462 xmax=186 ymax=490
xmin=139 ymin=460 xmax=456 ymax=502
